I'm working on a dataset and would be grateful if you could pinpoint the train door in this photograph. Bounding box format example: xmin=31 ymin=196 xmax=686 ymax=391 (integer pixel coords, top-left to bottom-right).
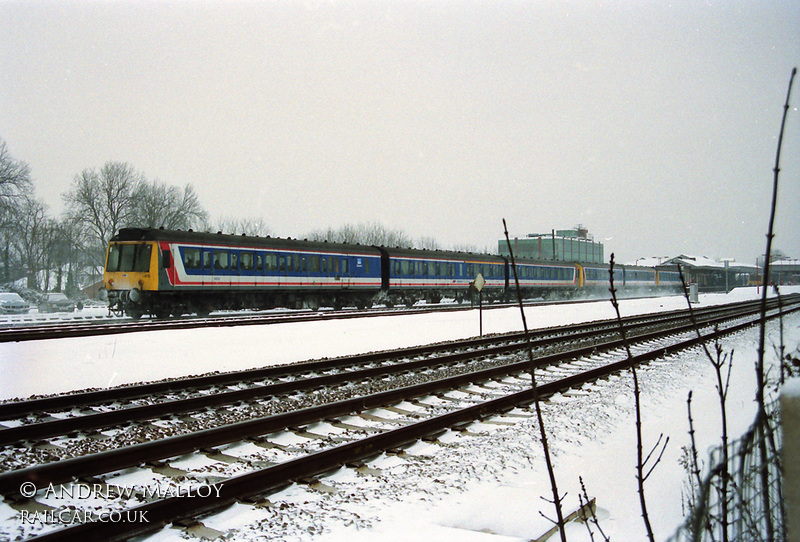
xmin=278 ymin=254 xmax=288 ymax=287
xmin=342 ymin=257 xmax=351 ymax=288
xmin=211 ymin=249 xmax=231 ymax=286
xmin=377 ymin=249 xmax=391 ymax=291
xmin=264 ymin=252 xmax=278 ymax=289
xmin=240 ymin=251 xmax=255 ymax=287
xmin=202 ymin=249 xmax=213 ymax=286
xmin=320 ymin=256 xmax=329 ymax=288
xmin=300 ymin=255 xmax=309 ymax=288
xmin=230 ymin=251 xmax=241 ymax=287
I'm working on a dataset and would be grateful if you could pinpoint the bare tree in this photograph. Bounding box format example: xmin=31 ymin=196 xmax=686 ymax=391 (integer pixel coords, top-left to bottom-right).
xmin=42 ymin=219 xmax=76 ymax=293
xmin=0 ymin=139 xmax=33 ymax=227
xmin=63 ymin=162 xmax=143 ymax=252
xmin=212 ymin=216 xmax=272 ymax=237
xmin=417 ymin=236 xmax=440 ymax=250
xmin=131 ymin=180 xmax=207 ymax=230
xmin=12 ymin=197 xmax=50 ymax=289
xmin=0 ymin=139 xmax=34 ymax=282
xmin=451 ymin=243 xmax=486 ymax=253
xmin=306 ymin=222 xmax=413 ymax=247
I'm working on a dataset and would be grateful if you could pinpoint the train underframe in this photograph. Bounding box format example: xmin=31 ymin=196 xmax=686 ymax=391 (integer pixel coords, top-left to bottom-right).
xmin=108 ymin=286 xmax=515 ymax=318
xmin=107 ymin=288 xmax=381 ymax=319
xmin=106 ymin=283 xmax=672 ymax=319
xmin=376 ymin=287 xmax=507 ymax=308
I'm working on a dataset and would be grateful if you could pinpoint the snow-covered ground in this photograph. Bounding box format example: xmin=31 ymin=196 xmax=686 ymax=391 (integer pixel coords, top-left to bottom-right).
xmin=1 ymin=286 xmax=798 ymax=541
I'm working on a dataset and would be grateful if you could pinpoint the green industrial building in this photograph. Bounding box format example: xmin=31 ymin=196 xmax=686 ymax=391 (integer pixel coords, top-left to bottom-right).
xmin=499 ymin=226 xmax=604 ymax=264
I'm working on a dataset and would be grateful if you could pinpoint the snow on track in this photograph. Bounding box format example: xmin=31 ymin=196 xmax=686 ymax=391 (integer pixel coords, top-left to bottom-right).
xmin=2 ymin=288 xmax=791 ymax=401
xmin=1 ymin=286 xmax=798 ymax=541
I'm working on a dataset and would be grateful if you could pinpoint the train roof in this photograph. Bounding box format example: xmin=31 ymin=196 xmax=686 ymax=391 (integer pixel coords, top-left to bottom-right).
xmin=110 ymin=228 xmax=384 ymax=256
xmin=379 ymin=246 xmax=505 ymax=263
xmin=512 ymin=258 xmax=581 ymax=267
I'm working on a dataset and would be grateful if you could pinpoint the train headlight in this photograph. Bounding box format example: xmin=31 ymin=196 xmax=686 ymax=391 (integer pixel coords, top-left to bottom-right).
xmin=129 ymin=288 xmax=141 ymax=303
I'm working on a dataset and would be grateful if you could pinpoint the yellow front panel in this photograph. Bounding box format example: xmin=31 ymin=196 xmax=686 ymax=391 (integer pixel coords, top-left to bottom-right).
xmin=103 ymin=242 xmax=160 ymax=292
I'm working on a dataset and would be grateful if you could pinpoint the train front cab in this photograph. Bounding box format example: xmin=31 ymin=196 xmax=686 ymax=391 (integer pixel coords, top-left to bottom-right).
xmin=104 ymin=240 xmax=160 ymax=318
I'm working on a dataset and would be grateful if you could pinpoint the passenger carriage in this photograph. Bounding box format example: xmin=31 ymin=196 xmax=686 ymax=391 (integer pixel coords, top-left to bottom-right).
xmin=104 ymin=228 xmax=383 ymax=318
xmin=378 ymin=247 xmax=507 ymax=307
xmin=510 ymin=260 xmax=580 ymax=298
xmin=655 ymin=266 xmax=683 ymax=291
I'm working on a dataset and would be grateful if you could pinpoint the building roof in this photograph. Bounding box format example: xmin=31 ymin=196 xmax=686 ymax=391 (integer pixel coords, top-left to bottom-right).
xmin=637 ymin=254 xmax=757 ymax=272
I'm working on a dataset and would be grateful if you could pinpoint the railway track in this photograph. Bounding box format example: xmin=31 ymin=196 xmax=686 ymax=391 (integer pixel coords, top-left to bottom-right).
xmin=0 ymin=298 xmax=771 ymax=442
xmin=1 ymin=295 xmax=797 ymax=541
xmin=0 ymin=293 xmax=676 ymax=343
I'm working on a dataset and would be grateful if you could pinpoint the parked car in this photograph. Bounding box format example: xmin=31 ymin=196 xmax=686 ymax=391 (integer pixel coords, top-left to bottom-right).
xmin=38 ymin=292 xmax=75 ymax=313
xmin=0 ymin=292 xmax=30 ymax=314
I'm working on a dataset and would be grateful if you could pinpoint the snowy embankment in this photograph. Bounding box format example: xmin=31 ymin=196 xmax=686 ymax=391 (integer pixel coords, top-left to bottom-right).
xmin=0 ymin=288 xmax=788 ymax=401
xmin=1 ymin=286 xmax=798 ymax=541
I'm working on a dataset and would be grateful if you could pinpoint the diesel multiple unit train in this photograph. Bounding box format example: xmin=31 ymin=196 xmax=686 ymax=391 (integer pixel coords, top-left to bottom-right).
xmin=103 ymin=228 xmax=683 ymax=319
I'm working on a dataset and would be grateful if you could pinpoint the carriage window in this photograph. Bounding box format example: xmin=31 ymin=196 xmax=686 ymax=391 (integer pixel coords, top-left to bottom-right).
xmin=255 ymin=254 xmax=263 ymax=271
xmin=301 ymin=257 xmax=308 ymax=273
xmin=341 ymin=258 xmax=349 ymax=274
xmin=279 ymin=256 xmax=286 ymax=272
xmin=183 ymin=248 xmax=201 ymax=269
xmin=310 ymin=255 xmax=320 ymax=273
xmin=241 ymin=252 xmax=254 ymax=271
xmin=203 ymin=251 xmax=212 ymax=269
xmin=214 ymin=251 xmax=229 ymax=270
xmin=266 ymin=253 xmax=277 ymax=271
xmin=364 ymin=259 xmax=369 ymax=274
xmin=321 ymin=257 xmax=328 ymax=274
xmin=230 ymin=252 xmax=239 ymax=270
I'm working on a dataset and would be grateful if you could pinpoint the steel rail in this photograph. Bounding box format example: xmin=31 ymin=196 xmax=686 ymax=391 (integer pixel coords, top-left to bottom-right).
xmin=0 ymin=296 xmax=589 ymax=342
xmin=0 ymin=292 xmax=695 ymax=343
xmin=2 ymin=301 xmax=795 ymax=501
xmin=0 ymin=299 xmax=780 ymax=445
xmin=24 ymin=301 xmax=799 ymax=542
xmin=0 ymin=297 xmax=774 ymax=421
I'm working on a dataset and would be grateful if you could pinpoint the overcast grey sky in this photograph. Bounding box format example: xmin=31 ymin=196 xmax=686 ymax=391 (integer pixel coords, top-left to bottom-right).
xmin=1 ymin=0 xmax=798 ymax=264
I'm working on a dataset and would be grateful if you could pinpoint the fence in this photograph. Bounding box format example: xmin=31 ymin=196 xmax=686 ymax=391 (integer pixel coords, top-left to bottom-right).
xmin=669 ymin=399 xmax=785 ymax=542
